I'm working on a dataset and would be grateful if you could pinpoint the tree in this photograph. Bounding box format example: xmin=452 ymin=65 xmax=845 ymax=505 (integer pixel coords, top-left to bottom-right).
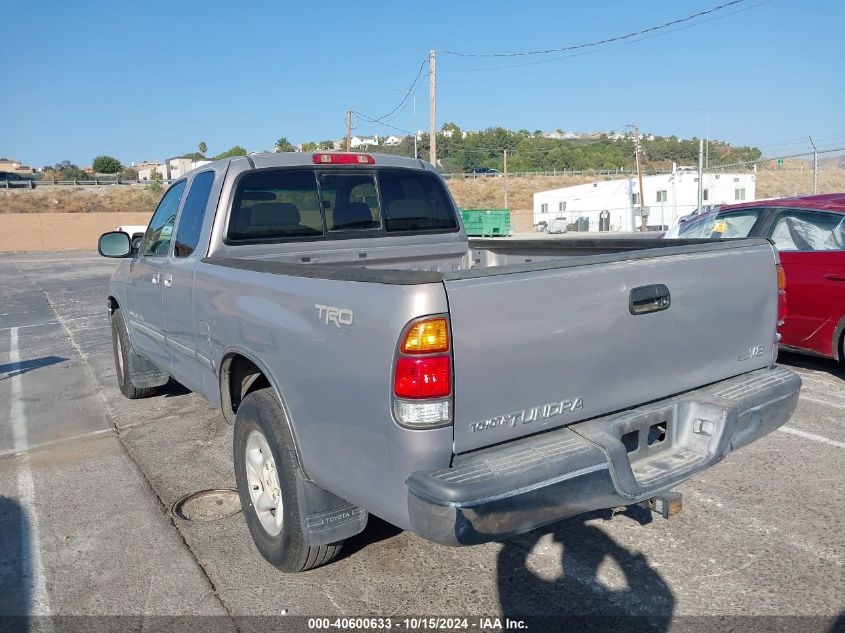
xmin=213 ymin=145 xmax=248 ymax=160
xmin=301 ymin=142 xmax=317 ymax=152
xmin=274 ymin=137 xmax=295 ymax=153
xmin=92 ymin=155 xmax=123 ymax=174
xmin=198 ymin=141 xmax=207 ymax=156
xmin=318 ymin=140 xmax=334 ymax=150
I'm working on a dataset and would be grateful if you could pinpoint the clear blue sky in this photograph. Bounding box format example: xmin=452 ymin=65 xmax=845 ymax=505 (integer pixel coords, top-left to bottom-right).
xmin=4 ymin=0 xmax=843 ymax=168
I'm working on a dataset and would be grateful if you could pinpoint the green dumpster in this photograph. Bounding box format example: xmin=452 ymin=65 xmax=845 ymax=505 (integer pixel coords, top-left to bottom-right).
xmin=459 ymin=208 xmax=510 ymax=237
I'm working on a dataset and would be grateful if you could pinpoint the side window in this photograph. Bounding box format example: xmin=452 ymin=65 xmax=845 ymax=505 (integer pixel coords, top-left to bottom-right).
xmin=678 ymin=209 xmax=762 ymax=239
xmin=769 ymin=209 xmax=845 ymax=251
xmin=228 ymin=170 xmax=322 ymax=241
xmin=711 ymin=210 xmax=761 ymax=238
xmin=174 ymin=171 xmax=215 ymax=258
xmin=142 ymin=181 xmax=186 ymax=256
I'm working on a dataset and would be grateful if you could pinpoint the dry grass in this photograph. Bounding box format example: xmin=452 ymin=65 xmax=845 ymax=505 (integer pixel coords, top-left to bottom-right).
xmin=1 ymin=168 xmax=843 ymax=220
xmin=0 ymin=186 xmax=162 ymax=215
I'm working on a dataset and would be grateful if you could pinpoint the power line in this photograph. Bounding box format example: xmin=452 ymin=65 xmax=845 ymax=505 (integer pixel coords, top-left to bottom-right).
xmin=362 ymin=58 xmax=428 ymax=125
xmin=441 ymin=0 xmax=748 ymax=58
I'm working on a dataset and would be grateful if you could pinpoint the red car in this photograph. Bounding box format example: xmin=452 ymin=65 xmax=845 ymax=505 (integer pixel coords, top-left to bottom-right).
xmin=676 ymin=193 xmax=845 ymax=363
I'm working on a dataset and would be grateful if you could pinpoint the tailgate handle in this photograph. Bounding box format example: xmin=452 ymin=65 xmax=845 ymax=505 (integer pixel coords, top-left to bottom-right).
xmin=823 ymin=274 xmax=845 ymax=282
xmin=630 ymin=284 xmax=671 ymax=315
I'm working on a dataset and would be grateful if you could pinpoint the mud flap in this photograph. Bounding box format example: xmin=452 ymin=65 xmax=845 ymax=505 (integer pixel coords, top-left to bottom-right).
xmin=295 ymin=473 xmax=368 ymax=546
xmin=127 ymin=347 xmax=169 ymax=388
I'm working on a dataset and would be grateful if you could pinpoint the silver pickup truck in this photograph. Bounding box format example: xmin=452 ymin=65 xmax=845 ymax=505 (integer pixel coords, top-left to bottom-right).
xmin=98 ymin=152 xmax=801 ymax=572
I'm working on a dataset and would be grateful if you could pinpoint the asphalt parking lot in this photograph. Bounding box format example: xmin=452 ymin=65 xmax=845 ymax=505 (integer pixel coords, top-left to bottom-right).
xmin=1 ymin=251 xmax=843 ymax=630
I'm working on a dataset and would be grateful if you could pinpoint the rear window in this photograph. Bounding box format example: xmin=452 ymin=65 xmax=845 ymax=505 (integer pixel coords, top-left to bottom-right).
xmin=227 ymin=168 xmax=457 ymax=242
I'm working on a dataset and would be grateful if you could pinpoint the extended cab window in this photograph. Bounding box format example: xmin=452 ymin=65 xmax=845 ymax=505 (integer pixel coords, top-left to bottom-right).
xmin=769 ymin=209 xmax=845 ymax=251
xmin=142 ymin=181 xmax=186 ymax=256
xmin=174 ymin=171 xmax=215 ymax=257
xmin=228 ymin=170 xmax=322 ymax=241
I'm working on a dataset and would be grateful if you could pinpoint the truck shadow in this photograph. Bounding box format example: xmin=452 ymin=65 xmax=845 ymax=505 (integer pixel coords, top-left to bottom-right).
xmin=0 ymin=356 xmax=68 ymax=381
xmin=778 ymin=351 xmax=844 ymax=379
xmin=0 ymin=495 xmax=30 ymax=629
xmin=497 ymin=507 xmax=674 ymax=630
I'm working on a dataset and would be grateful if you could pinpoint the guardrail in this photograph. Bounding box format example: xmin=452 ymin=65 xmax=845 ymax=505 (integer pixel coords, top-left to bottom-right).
xmin=440 ymin=168 xmax=667 ymax=180
xmin=6 ymin=178 xmax=177 ymax=189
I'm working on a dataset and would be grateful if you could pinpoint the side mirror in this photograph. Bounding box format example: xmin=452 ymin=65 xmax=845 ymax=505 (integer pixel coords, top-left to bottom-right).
xmin=98 ymin=231 xmax=131 ymax=258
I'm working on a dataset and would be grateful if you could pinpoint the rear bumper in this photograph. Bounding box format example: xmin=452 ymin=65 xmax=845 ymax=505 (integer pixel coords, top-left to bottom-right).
xmin=406 ymin=366 xmax=801 ymax=546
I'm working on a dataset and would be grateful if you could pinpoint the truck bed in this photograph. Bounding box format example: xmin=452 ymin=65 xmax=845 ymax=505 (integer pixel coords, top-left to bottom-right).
xmin=203 ymin=236 xmax=779 ymax=453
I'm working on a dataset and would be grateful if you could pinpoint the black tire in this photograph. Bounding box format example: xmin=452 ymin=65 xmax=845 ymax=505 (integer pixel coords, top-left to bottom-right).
xmin=233 ymin=388 xmax=342 ymax=572
xmin=111 ymin=306 xmax=158 ymax=399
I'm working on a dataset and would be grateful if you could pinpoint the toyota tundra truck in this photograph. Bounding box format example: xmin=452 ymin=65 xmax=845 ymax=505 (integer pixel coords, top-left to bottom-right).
xmin=97 ymin=152 xmax=801 ymax=572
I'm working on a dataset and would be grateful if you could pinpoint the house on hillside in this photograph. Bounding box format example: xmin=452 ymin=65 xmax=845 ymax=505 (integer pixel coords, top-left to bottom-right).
xmin=0 ymin=158 xmax=36 ymax=173
xmin=533 ymin=168 xmax=756 ymax=232
xmin=136 ymin=161 xmax=166 ymax=181
xmin=350 ymin=135 xmax=379 ymax=148
xmin=383 ymin=135 xmax=405 ymax=147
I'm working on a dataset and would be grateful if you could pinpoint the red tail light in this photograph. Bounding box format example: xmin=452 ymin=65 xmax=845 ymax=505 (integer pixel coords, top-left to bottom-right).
xmin=394 ymin=356 xmax=451 ymax=399
xmin=777 ymin=264 xmax=787 ymax=327
xmin=393 ymin=316 xmax=453 ymax=427
xmin=312 ymin=153 xmax=375 ymax=165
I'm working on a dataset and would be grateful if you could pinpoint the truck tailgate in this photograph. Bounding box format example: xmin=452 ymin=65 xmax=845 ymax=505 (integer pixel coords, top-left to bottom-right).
xmin=444 ymin=241 xmax=779 ymax=453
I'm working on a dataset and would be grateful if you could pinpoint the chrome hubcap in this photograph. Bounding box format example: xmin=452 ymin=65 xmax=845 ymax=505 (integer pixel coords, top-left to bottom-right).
xmin=245 ymin=431 xmax=283 ymax=536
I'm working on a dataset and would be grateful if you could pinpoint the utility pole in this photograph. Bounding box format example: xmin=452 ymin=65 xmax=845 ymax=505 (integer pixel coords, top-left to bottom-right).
xmin=697 ymin=139 xmax=704 ymax=214
xmin=634 ymin=123 xmax=647 ymax=232
xmin=346 ymin=110 xmax=352 ymax=152
xmin=503 ymin=149 xmax=509 ymax=210
xmin=809 ymin=136 xmax=818 ymax=194
xmin=429 ymin=49 xmax=437 ymax=166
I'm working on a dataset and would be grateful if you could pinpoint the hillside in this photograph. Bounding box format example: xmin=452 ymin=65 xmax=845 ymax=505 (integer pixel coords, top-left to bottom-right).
xmin=2 ymin=169 xmax=843 ymax=232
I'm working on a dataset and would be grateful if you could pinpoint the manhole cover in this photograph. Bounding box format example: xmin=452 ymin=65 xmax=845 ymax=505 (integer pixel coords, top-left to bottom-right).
xmin=172 ymin=489 xmax=242 ymax=522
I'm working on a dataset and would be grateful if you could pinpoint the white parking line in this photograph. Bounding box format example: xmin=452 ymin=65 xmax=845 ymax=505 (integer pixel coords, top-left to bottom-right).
xmin=9 ymin=327 xmax=52 ymax=616
xmin=778 ymin=425 xmax=845 ymax=449
xmin=799 ymin=395 xmax=845 ymax=410
xmin=0 ymin=427 xmax=114 ymax=459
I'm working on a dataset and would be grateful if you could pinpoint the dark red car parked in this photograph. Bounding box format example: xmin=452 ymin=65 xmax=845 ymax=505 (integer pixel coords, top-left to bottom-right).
xmin=676 ymin=193 xmax=845 ymax=363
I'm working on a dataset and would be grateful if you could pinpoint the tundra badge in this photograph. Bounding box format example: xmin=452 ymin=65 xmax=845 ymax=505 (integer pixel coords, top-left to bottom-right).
xmin=738 ymin=345 xmax=765 ymax=361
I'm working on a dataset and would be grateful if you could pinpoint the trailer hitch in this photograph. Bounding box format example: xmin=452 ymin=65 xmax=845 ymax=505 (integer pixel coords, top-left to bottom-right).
xmin=642 ymin=491 xmax=683 ymax=519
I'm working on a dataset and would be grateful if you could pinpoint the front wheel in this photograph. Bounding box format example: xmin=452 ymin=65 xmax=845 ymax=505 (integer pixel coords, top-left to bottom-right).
xmin=233 ymin=388 xmax=343 ymax=572
xmin=111 ymin=306 xmax=158 ymax=399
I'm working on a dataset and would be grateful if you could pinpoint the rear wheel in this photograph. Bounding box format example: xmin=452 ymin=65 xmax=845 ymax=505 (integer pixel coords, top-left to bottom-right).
xmin=111 ymin=306 xmax=158 ymax=399
xmin=233 ymin=388 xmax=343 ymax=572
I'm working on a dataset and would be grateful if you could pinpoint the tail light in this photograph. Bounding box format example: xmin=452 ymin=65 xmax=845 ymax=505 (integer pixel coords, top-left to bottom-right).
xmin=312 ymin=153 xmax=375 ymax=165
xmin=393 ymin=316 xmax=452 ymax=428
xmin=776 ymin=264 xmax=787 ymax=327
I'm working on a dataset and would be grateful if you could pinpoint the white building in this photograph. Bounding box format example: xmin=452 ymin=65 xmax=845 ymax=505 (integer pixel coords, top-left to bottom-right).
xmin=136 ymin=161 xmax=165 ymax=181
xmin=168 ymin=157 xmax=211 ymax=179
xmin=533 ymin=168 xmax=756 ymax=232
xmin=382 ymin=135 xmax=405 ymax=146
xmin=350 ymin=135 xmax=379 ymax=148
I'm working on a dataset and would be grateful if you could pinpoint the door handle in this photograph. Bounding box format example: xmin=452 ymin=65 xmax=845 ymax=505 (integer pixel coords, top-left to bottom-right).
xmin=151 ymin=273 xmax=160 ymax=285
xmin=163 ymin=274 xmax=173 ymax=288
xmin=823 ymin=274 xmax=845 ymax=282
xmin=630 ymin=284 xmax=671 ymax=315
